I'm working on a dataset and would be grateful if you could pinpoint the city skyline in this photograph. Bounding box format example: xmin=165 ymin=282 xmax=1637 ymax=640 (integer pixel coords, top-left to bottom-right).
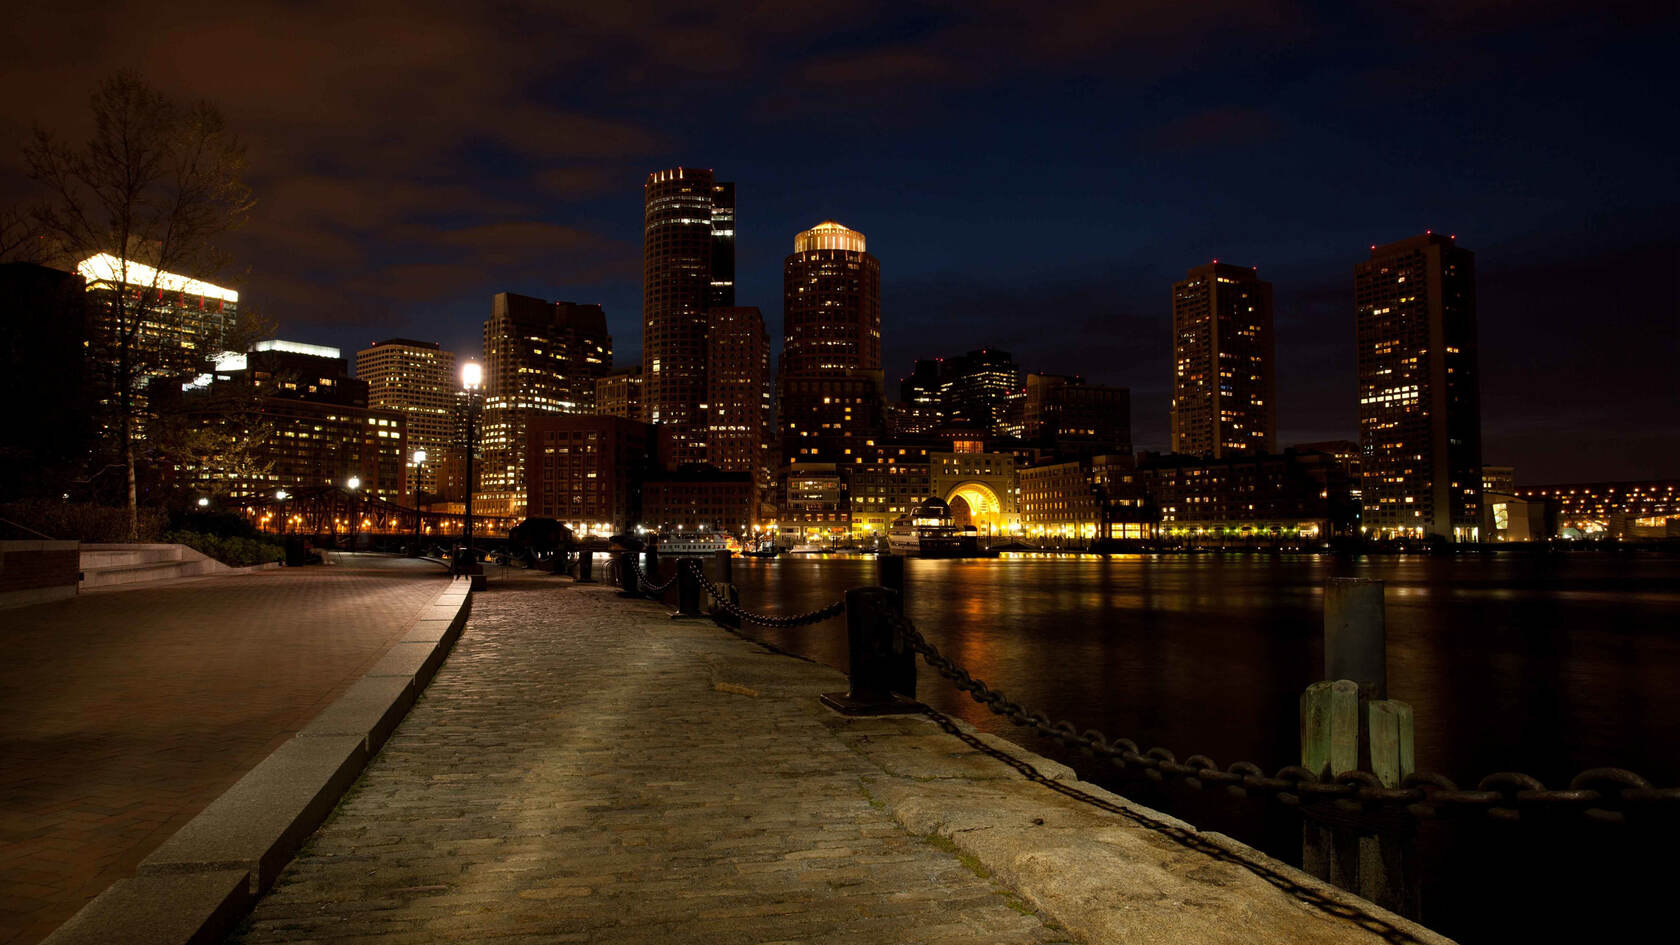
xmin=2 ymin=3 xmax=1672 ymax=484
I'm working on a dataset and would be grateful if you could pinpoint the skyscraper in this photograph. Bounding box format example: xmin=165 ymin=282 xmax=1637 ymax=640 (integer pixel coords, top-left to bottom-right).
xmin=938 ymin=347 xmax=1021 ymax=436
xmin=1171 ymin=262 xmax=1275 ymax=457
xmin=1355 ymin=233 xmax=1482 ymax=541
xmin=777 ymin=221 xmax=884 ymax=468
xmin=355 ymin=338 xmax=456 ymax=495
xmin=479 ymin=292 xmax=612 ymax=517
xmin=642 ymin=167 xmax=735 ymax=465
xmin=703 ymin=306 xmax=771 ymax=491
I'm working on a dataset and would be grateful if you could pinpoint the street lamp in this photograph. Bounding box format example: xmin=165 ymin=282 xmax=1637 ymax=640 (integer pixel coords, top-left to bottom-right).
xmin=459 ymin=362 xmax=483 ymax=584
xmin=197 ymin=496 xmax=210 ymax=508
xmin=411 ymin=449 xmax=427 ymax=555
xmin=346 ymin=476 xmax=362 ymax=553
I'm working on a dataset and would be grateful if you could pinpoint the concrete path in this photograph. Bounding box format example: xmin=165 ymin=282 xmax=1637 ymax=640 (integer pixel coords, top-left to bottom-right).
xmin=0 ymin=556 xmax=449 ymax=945
xmin=228 ymin=578 xmax=1449 ymax=945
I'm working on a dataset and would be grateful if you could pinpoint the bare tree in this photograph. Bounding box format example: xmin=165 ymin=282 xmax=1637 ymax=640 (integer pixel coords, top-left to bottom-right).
xmin=0 ymin=206 xmax=45 ymax=262
xmin=26 ymin=71 xmax=253 ymax=537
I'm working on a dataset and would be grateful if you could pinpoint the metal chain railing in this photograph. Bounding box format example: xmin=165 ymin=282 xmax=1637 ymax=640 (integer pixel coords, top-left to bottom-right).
xmin=627 ymin=555 xmax=679 ymax=594
xmin=687 ymin=560 xmax=847 ymax=628
xmin=606 ymin=555 xmax=1678 ymax=826
xmin=882 ymin=608 xmax=1678 ymax=825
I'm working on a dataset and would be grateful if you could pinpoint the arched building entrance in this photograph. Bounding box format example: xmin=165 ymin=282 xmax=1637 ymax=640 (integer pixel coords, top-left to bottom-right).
xmin=946 ymin=482 xmax=1003 ymax=534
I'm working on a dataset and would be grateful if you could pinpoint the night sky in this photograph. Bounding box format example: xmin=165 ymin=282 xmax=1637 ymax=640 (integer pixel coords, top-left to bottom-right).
xmin=4 ymin=1 xmax=1674 ymax=483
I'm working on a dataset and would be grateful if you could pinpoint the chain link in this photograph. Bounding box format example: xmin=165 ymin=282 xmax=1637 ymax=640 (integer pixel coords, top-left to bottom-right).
xmin=687 ymin=560 xmax=847 ymax=628
xmin=608 ymin=561 xmax=1677 ymax=825
xmin=881 ymin=608 xmax=1674 ymax=825
xmin=626 ymin=555 xmax=679 ymax=594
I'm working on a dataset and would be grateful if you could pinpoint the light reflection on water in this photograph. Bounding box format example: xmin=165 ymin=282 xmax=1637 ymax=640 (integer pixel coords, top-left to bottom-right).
xmin=723 ymin=551 xmax=1679 ymax=944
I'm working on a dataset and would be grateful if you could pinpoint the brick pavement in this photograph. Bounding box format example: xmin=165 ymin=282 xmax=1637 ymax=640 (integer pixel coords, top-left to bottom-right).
xmin=229 ymin=579 xmax=1075 ymax=944
xmin=0 ymin=557 xmax=449 ymax=945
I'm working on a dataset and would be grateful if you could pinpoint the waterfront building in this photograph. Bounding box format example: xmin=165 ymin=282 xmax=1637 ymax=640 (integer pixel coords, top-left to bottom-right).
xmin=1483 ymin=491 xmax=1551 ymax=542
xmin=76 ymin=253 xmax=239 ymax=441
xmin=1018 ymin=454 xmax=1155 ymax=542
xmin=595 ymin=366 xmax=643 ymax=420
xmin=1022 ymin=373 xmax=1132 ymax=457
xmin=703 ymin=306 xmax=772 ymax=503
xmin=642 ymin=465 xmax=754 ymax=536
xmin=929 ymin=445 xmax=1018 ymax=535
xmin=779 ymin=464 xmax=849 ymax=545
xmin=846 ymin=441 xmax=935 ymax=540
xmin=1516 ymin=480 xmax=1679 ymax=539
xmin=1171 ymin=262 xmax=1275 ymax=458
xmin=1135 ymin=449 xmax=1355 ymax=543
xmin=162 ymin=340 xmax=407 ymax=502
xmin=480 ymin=292 xmax=612 ymax=518
xmin=524 ymin=414 xmax=652 ymax=535
xmin=777 ymin=221 xmax=885 ymax=468
xmin=1355 ymin=233 xmax=1482 ymax=541
xmin=355 ymin=338 xmax=455 ymax=496
xmin=643 ymin=167 xmax=735 ymax=465
xmin=1295 ymin=439 xmax=1363 ymax=506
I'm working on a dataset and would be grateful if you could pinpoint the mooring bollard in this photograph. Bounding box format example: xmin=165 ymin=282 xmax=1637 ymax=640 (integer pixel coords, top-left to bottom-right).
xmin=576 ymin=548 xmax=595 ymax=583
xmin=643 ymin=547 xmax=661 ymax=600
xmin=1301 ymin=578 xmax=1420 ymax=919
xmin=708 ymin=549 xmax=739 ymax=627
xmin=820 ymin=586 xmax=924 ymax=716
xmin=670 ymin=559 xmax=704 ymax=619
xmin=615 ymin=551 xmax=638 ymax=597
xmin=876 ymin=554 xmax=917 ymax=699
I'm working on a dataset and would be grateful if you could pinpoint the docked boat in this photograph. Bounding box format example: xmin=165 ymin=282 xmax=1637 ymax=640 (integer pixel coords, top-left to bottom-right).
xmin=886 ymin=498 xmax=997 ymax=557
xmin=654 ymin=533 xmax=732 ymax=556
xmin=742 ymin=542 xmax=784 ymax=558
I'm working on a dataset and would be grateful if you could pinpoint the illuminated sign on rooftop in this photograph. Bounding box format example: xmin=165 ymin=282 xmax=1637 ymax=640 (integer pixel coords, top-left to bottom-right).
xmin=76 ymin=253 xmax=239 ymax=303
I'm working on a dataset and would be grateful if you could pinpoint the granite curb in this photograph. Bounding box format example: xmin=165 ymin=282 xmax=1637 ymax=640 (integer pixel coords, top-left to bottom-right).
xmin=40 ymin=577 xmax=473 ymax=945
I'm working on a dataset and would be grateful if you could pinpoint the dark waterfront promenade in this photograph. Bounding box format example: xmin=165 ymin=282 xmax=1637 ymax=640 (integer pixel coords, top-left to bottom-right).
xmin=225 ymin=576 xmax=1442 ymax=945
xmin=0 ymin=556 xmax=448 ymax=945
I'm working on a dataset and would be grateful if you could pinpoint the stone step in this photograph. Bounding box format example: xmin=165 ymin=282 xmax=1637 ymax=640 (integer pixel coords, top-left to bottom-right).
xmin=79 ymin=544 xmax=229 ymax=588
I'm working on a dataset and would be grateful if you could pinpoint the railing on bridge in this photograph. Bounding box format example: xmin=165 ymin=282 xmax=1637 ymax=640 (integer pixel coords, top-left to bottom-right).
xmin=233 ymin=486 xmax=520 ymax=542
xmin=585 ymin=548 xmax=1678 ymax=928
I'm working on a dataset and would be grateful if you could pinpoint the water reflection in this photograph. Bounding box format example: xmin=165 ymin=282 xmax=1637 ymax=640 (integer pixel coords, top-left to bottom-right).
xmin=725 ymin=552 xmax=1679 ymax=944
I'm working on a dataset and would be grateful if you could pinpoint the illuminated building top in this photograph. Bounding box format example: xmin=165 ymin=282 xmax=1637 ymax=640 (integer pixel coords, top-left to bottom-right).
xmin=76 ymin=253 xmax=239 ymax=302
xmin=254 ymin=339 xmax=341 ymax=359
xmin=794 ymin=221 xmax=866 ymax=254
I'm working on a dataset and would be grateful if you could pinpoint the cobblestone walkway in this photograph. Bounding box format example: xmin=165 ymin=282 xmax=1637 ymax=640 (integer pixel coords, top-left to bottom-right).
xmin=0 ymin=557 xmax=448 ymax=945
xmin=231 ymin=581 xmax=1073 ymax=944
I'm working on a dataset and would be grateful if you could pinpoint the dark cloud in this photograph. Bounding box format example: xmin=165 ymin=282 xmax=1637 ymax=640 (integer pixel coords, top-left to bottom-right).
xmin=3 ymin=0 xmax=1673 ymax=480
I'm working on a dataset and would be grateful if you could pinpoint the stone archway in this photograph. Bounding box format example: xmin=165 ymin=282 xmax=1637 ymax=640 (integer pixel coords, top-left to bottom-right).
xmin=944 ymin=482 xmax=1001 ymax=533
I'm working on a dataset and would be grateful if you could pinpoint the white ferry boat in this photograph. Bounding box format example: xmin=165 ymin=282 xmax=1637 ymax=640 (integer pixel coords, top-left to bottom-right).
xmin=654 ymin=533 xmax=732 ymax=556
xmin=886 ymin=498 xmax=995 ymax=557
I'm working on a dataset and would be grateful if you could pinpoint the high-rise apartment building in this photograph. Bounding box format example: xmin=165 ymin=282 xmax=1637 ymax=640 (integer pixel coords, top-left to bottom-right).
xmin=480 ymin=292 xmax=612 ymax=517
xmin=1171 ymin=262 xmax=1275 ymax=457
xmin=642 ymin=167 xmax=734 ymax=465
xmin=703 ymin=306 xmax=771 ymax=487
xmin=355 ymin=338 xmax=455 ymax=495
xmin=1355 ymin=233 xmax=1482 ymax=541
xmin=777 ymin=221 xmax=884 ymax=468
xmin=595 ymin=366 xmax=643 ymax=420
xmin=938 ymin=348 xmax=1021 ymax=436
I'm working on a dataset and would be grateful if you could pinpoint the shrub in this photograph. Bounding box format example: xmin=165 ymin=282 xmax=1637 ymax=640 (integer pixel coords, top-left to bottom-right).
xmin=161 ymin=530 xmax=284 ymax=567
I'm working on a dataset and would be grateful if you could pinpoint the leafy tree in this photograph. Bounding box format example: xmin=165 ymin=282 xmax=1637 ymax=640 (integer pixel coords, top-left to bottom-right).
xmin=25 ymin=71 xmax=253 ymax=537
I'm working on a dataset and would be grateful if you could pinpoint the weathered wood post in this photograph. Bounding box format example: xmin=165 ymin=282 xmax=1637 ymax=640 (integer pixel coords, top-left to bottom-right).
xmin=820 ymin=587 xmax=923 ymax=716
xmin=615 ymin=551 xmax=638 ymax=597
xmin=1302 ymin=578 xmax=1420 ymax=918
xmin=575 ymin=548 xmax=595 ymax=583
xmin=643 ymin=546 xmax=662 ymax=600
xmin=877 ymin=554 xmax=917 ymax=699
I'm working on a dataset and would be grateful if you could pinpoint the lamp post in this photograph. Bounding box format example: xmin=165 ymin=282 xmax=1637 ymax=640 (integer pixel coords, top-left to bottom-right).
xmin=346 ymin=476 xmax=361 ymax=553
xmin=411 ymin=449 xmax=427 ymax=555
xmin=459 ymin=362 xmax=484 ymax=587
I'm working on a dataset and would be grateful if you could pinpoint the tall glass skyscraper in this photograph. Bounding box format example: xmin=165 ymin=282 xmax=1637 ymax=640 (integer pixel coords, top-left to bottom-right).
xmin=1354 ymin=233 xmax=1482 ymax=541
xmin=642 ymin=167 xmax=735 ymax=465
xmin=1170 ymin=262 xmax=1275 ymax=458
